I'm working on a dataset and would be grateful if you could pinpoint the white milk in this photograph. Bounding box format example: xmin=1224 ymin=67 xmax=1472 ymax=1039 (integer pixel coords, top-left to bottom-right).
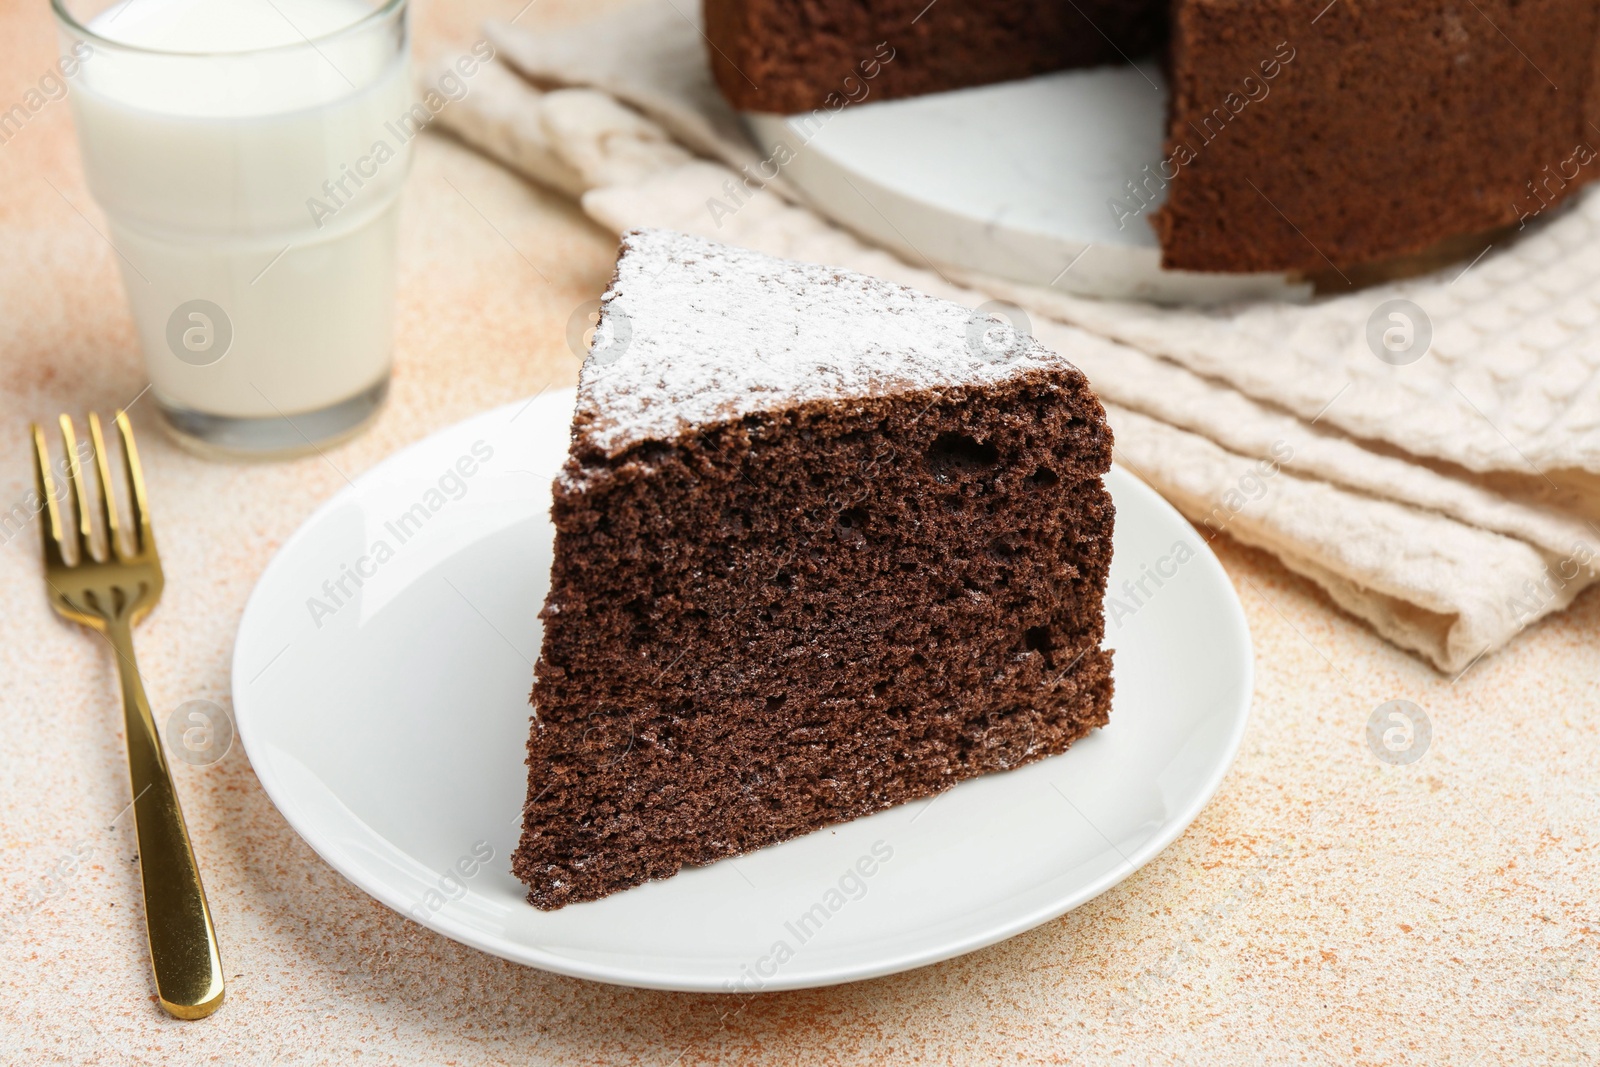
xmin=70 ymin=0 xmax=414 ymax=419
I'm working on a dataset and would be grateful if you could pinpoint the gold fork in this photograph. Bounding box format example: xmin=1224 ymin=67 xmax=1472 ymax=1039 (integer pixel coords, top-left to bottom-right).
xmin=32 ymin=412 xmax=225 ymax=1020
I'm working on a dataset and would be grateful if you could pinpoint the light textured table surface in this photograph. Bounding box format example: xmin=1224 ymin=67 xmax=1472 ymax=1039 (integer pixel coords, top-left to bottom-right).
xmin=3 ymin=1 xmax=1598 ymax=1063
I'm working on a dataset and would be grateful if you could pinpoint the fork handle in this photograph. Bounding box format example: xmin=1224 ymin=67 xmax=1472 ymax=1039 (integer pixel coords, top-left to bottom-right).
xmin=106 ymin=617 xmax=226 ymax=1020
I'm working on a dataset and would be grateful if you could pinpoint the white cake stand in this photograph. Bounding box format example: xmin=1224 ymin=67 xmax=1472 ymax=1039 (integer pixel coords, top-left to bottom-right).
xmin=743 ymin=61 xmax=1310 ymax=305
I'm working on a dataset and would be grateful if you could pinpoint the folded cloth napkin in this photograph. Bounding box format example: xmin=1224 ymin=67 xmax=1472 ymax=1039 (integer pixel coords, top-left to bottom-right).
xmin=431 ymin=2 xmax=1600 ymax=673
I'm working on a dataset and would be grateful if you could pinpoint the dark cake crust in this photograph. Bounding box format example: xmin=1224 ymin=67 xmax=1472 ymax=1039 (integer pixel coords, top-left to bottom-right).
xmin=516 ymin=367 xmax=1114 ymax=909
xmin=704 ymin=0 xmax=1167 ymax=114
xmin=1154 ymin=0 xmax=1600 ymax=274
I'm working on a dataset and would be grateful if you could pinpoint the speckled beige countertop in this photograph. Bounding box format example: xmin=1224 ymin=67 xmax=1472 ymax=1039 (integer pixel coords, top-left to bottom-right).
xmin=2 ymin=1 xmax=1598 ymax=1063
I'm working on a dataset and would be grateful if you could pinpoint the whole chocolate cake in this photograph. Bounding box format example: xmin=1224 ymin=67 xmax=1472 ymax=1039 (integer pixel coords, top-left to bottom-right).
xmin=703 ymin=0 xmax=1166 ymax=110
xmin=516 ymin=230 xmax=1115 ymax=909
xmin=703 ymin=0 xmax=1600 ymax=275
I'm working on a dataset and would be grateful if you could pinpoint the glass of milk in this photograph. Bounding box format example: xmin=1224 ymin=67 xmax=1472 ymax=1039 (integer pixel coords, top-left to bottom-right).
xmin=52 ymin=0 xmax=415 ymax=457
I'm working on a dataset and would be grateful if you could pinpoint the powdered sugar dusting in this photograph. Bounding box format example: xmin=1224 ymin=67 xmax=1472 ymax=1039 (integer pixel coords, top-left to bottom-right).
xmin=572 ymin=229 xmax=1072 ymax=456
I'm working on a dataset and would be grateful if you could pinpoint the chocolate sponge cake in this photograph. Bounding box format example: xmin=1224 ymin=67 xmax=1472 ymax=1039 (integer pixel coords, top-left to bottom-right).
xmin=1153 ymin=0 xmax=1600 ymax=274
xmin=704 ymin=0 xmax=1600 ymax=275
xmin=516 ymin=230 xmax=1115 ymax=909
xmin=703 ymin=0 xmax=1167 ymax=115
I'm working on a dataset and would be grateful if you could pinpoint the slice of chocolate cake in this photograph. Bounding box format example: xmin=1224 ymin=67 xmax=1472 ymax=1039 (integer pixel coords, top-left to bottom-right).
xmin=516 ymin=230 xmax=1114 ymax=909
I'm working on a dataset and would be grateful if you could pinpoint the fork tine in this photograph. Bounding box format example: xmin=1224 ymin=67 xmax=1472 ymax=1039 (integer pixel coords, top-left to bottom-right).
xmin=87 ymin=412 xmax=124 ymax=561
xmin=114 ymin=410 xmax=155 ymax=555
xmin=57 ymin=415 xmax=93 ymax=563
xmin=30 ymin=423 xmax=70 ymax=569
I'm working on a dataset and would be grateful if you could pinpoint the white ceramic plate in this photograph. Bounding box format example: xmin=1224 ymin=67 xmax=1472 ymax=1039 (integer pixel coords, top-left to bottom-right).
xmin=743 ymin=62 xmax=1308 ymax=305
xmin=232 ymin=389 xmax=1253 ymax=992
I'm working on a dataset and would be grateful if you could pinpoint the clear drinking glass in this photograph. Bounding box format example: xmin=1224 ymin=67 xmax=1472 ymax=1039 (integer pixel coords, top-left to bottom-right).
xmin=51 ymin=0 xmax=415 ymax=457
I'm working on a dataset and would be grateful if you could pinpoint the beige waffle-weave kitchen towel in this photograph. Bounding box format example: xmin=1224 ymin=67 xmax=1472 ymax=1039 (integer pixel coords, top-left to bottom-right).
xmin=429 ymin=2 xmax=1600 ymax=673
